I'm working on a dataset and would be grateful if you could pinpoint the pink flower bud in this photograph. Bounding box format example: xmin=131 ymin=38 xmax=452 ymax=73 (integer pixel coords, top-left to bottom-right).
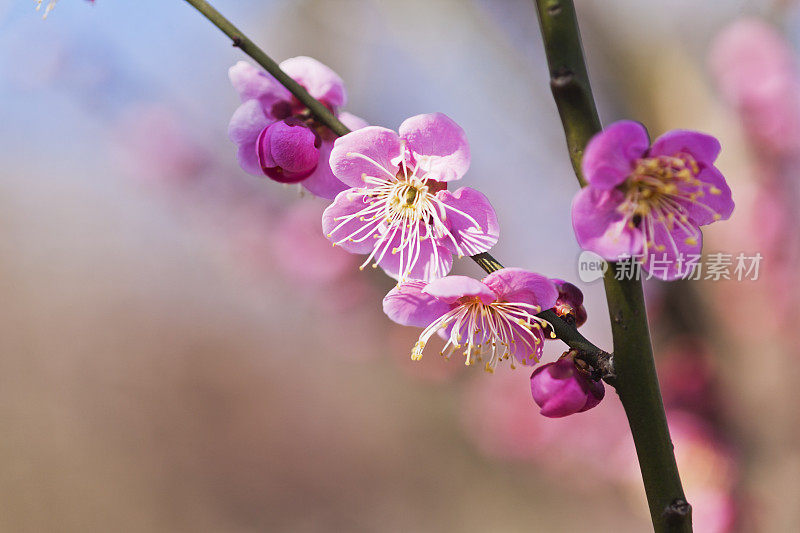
xmin=530 ymin=355 xmax=605 ymax=418
xmin=551 ymin=279 xmax=587 ymax=327
xmin=256 ymin=118 xmax=320 ymax=183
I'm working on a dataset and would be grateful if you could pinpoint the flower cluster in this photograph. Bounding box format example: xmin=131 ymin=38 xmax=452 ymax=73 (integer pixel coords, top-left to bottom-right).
xmin=225 ymin=56 xmax=735 ymax=419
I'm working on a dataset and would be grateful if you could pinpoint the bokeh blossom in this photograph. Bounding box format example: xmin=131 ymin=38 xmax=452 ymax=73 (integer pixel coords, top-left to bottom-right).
xmin=323 ymin=113 xmax=499 ymax=281
xmin=709 ymin=18 xmax=800 ymax=156
xmin=530 ymin=352 xmax=604 ymax=418
xmin=572 ymin=120 xmax=734 ymax=280
xmin=228 ymin=57 xmax=367 ymax=198
xmin=383 ymin=268 xmax=556 ymax=371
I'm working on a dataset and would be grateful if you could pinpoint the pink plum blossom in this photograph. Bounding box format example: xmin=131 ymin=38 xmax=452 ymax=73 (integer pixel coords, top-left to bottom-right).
xmin=383 ymin=268 xmax=557 ymax=371
xmin=530 ymin=353 xmax=604 ymax=418
xmin=572 ymin=120 xmax=734 ymax=280
xmin=228 ymin=57 xmax=367 ymax=199
xmin=323 ymin=113 xmax=499 ymax=281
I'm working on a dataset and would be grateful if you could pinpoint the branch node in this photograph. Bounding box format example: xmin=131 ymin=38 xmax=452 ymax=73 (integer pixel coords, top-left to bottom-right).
xmin=546 ymin=1 xmax=562 ymax=15
xmin=550 ymin=67 xmax=575 ymax=89
xmin=231 ymin=36 xmax=242 ymax=47
xmin=663 ymin=498 xmax=692 ymax=526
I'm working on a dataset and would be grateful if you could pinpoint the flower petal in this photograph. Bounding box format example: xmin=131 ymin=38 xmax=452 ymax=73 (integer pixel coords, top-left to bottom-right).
xmin=330 ymin=126 xmax=402 ymax=188
xmin=572 ymin=187 xmax=644 ymax=260
xmin=376 ymin=229 xmax=453 ymax=282
xmin=423 ymin=276 xmax=496 ymax=304
xmin=383 ymin=281 xmax=452 ymax=328
xmin=228 ymin=100 xmax=271 ymax=176
xmin=482 ymin=268 xmax=558 ymax=310
xmin=280 ymin=56 xmax=346 ymax=108
xmin=399 ymin=113 xmax=470 ymax=182
xmin=229 ymin=61 xmax=290 ymax=110
xmin=322 ymin=190 xmax=380 ymax=254
xmin=437 ymin=187 xmax=500 ymax=256
xmin=677 ymin=165 xmax=735 ymax=225
xmin=582 ymin=120 xmax=649 ymax=189
xmin=301 ymin=140 xmax=348 ymax=199
xmin=650 ymin=129 xmax=721 ymax=165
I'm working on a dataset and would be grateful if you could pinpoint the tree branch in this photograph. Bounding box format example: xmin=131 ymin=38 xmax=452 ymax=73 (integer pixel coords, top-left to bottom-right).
xmin=533 ymin=1 xmax=691 ymax=531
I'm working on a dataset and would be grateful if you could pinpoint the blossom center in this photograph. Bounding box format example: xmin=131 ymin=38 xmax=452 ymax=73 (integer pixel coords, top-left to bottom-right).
xmin=616 ymin=153 xmax=721 ymax=255
xmin=327 ymin=153 xmax=483 ymax=280
xmin=411 ymin=298 xmax=552 ymax=372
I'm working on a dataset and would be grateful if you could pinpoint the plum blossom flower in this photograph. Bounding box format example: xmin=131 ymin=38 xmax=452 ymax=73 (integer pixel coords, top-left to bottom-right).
xmin=530 ymin=352 xmax=605 ymax=418
xmin=323 ymin=113 xmax=499 ymax=281
xmin=382 ymin=268 xmax=557 ymax=371
xmin=572 ymin=120 xmax=734 ymax=280
xmin=228 ymin=57 xmax=367 ymax=199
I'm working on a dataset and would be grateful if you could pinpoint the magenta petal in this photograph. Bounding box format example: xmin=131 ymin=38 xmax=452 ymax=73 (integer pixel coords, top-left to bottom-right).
xmin=530 ymin=360 xmax=589 ymax=418
xmin=330 ymin=126 xmax=402 ymax=188
xmin=301 ymin=140 xmax=348 ymax=199
xmin=229 ymin=61 xmax=290 ymax=110
xmin=399 ymin=113 xmax=470 ymax=182
xmin=582 ymin=120 xmax=649 ymax=189
xmin=322 ymin=190 xmax=379 ymax=254
xmin=482 ymin=268 xmax=558 ymax=310
xmin=280 ymin=56 xmax=346 ymax=108
xmin=376 ymin=229 xmax=454 ymax=282
xmin=643 ymin=217 xmax=703 ymax=281
xmin=678 ymin=165 xmax=735 ymax=225
xmin=258 ymin=120 xmax=319 ymax=182
xmin=228 ymin=100 xmax=271 ymax=176
xmin=423 ymin=276 xmax=496 ymax=304
xmin=383 ymin=281 xmax=453 ymax=328
xmin=650 ymin=129 xmax=721 ymax=165
xmin=437 ymin=187 xmax=500 ymax=256
xmin=572 ymin=187 xmax=644 ymax=260
xmin=578 ymin=380 xmax=605 ymax=412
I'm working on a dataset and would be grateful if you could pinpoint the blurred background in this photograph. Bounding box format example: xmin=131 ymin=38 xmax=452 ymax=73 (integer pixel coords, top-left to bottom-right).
xmin=0 ymin=0 xmax=797 ymax=531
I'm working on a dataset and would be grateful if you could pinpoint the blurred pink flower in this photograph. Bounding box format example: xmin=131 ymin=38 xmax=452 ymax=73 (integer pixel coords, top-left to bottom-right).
xmin=115 ymin=104 xmax=209 ymax=186
xmin=709 ymin=18 xmax=800 ymax=155
xmin=271 ymin=201 xmax=355 ymax=285
xmin=461 ymin=368 xmax=633 ymax=485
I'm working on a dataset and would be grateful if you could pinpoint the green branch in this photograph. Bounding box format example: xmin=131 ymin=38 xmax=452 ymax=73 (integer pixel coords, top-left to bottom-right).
xmin=533 ymin=1 xmax=691 ymax=531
